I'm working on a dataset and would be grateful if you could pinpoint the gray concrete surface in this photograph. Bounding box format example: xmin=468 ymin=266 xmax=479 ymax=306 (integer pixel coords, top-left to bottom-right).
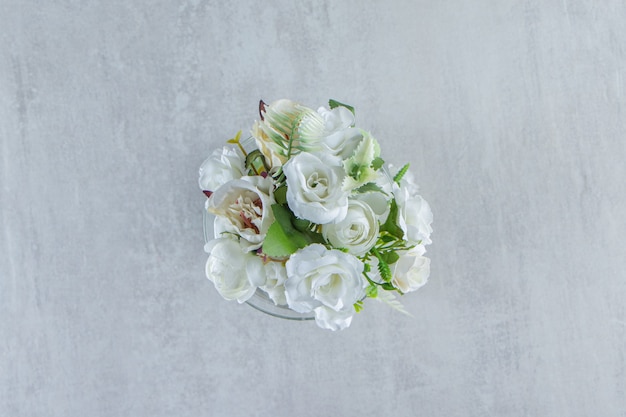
xmin=1 ymin=1 xmax=625 ymax=416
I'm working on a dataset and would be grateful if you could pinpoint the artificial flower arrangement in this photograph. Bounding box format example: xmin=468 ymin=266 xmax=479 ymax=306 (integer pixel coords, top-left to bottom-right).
xmin=199 ymin=99 xmax=433 ymax=331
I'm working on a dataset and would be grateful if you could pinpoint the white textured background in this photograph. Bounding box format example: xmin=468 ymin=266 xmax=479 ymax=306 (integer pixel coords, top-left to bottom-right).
xmin=2 ymin=1 xmax=625 ymax=416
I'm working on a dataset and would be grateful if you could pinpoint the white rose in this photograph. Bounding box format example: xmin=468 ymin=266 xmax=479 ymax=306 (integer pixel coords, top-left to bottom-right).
xmin=394 ymin=177 xmax=433 ymax=245
xmin=198 ymin=145 xmax=246 ymax=192
xmin=261 ymin=261 xmax=288 ymax=306
xmin=317 ymin=105 xmax=354 ymax=133
xmin=284 ymin=244 xmax=365 ymax=330
xmin=205 ymin=238 xmax=265 ymax=303
xmin=317 ymin=106 xmax=363 ymax=159
xmin=208 ymin=176 xmax=275 ymax=251
xmin=391 ymin=245 xmax=430 ymax=293
xmin=322 ymin=199 xmax=379 ymax=256
xmin=283 ymin=152 xmax=348 ymax=224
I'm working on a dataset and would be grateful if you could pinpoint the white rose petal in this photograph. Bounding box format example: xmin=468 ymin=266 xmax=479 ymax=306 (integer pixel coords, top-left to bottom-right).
xmin=322 ymin=199 xmax=379 ymax=256
xmin=394 ymin=172 xmax=433 ymax=245
xmin=317 ymin=105 xmax=354 ymax=132
xmin=284 ymin=244 xmax=365 ymax=331
xmin=208 ymin=176 xmax=275 ymax=251
xmin=261 ymin=261 xmax=288 ymax=306
xmin=205 ymin=238 xmax=265 ymax=303
xmin=316 ymin=106 xmax=364 ymax=159
xmin=198 ymin=145 xmax=246 ymax=192
xmin=284 ymin=152 xmax=348 ymax=224
xmin=313 ymin=305 xmax=355 ymax=331
xmin=391 ymin=246 xmax=430 ymax=293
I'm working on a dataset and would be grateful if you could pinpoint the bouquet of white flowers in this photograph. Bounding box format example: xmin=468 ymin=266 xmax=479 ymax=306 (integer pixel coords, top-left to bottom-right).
xmin=199 ymin=99 xmax=433 ymax=331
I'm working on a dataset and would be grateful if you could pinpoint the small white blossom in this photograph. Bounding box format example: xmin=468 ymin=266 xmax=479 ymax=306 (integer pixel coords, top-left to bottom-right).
xmin=391 ymin=245 xmax=430 ymax=293
xmin=205 ymin=238 xmax=265 ymax=303
xmin=198 ymin=145 xmax=246 ymax=192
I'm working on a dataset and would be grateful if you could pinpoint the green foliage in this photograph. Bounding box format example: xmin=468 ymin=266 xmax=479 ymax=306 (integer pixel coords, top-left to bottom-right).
xmin=226 ymin=130 xmax=242 ymax=145
xmin=393 ymin=163 xmax=410 ymax=185
xmin=380 ymin=250 xmax=399 ymax=265
xmin=262 ymin=204 xmax=324 ymax=257
xmin=354 ymin=182 xmax=386 ymax=194
xmin=263 ymin=221 xmax=301 ymax=257
xmin=292 ymin=217 xmax=311 ymax=233
xmin=380 ymin=200 xmax=404 ymax=239
xmin=245 ymin=149 xmax=268 ymax=176
xmin=371 ymin=157 xmax=384 ymax=170
xmin=371 ymin=248 xmax=392 ymax=282
xmin=342 ymin=134 xmax=381 ymax=190
xmin=366 ymin=284 xmax=378 ymax=298
xmin=274 ymin=185 xmax=287 ymax=205
xmin=328 ymin=99 xmax=355 ymax=115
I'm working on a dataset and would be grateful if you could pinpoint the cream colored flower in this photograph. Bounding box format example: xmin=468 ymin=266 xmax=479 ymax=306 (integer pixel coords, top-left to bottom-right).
xmin=208 ymin=176 xmax=275 ymax=251
xmin=251 ymin=99 xmax=326 ymax=169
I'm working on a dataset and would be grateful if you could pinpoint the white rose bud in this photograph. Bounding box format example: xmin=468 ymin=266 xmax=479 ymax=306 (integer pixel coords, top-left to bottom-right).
xmin=322 ymin=199 xmax=379 ymax=256
xmin=394 ymin=174 xmax=433 ymax=245
xmin=205 ymin=238 xmax=265 ymax=303
xmin=283 ymin=152 xmax=348 ymax=225
xmin=391 ymin=245 xmax=430 ymax=293
xmin=198 ymin=145 xmax=246 ymax=192
xmin=316 ymin=106 xmax=363 ymax=159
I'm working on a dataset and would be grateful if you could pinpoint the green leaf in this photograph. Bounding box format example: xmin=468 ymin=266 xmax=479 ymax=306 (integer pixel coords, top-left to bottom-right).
xmin=328 ymin=99 xmax=355 ymax=115
xmin=380 ymin=251 xmax=400 ymax=265
xmin=371 ymin=247 xmax=392 ymax=282
xmin=342 ymin=133 xmax=381 ymax=190
xmin=366 ymin=284 xmax=378 ymax=298
xmin=371 ymin=157 xmax=384 ymax=170
xmin=262 ymin=221 xmax=301 ymax=257
xmin=377 ymin=260 xmax=392 ymax=282
xmin=245 ymin=149 xmax=267 ymax=176
xmin=226 ymin=130 xmax=242 ymax=144
xmin=393 ymin=163 xmax=410 ymax=185
xmin=380 ymin=200 xmax=404 ymax=239
xmin=354 ymin=300 xmax=364 ymax=313
xmin=274 ymin=186 xmax=287 ymax=205
xmin=355 ymin=182 xmax=385 ymax=194
xmin=376 ymin=290 xmax=412 ymax=316
xmin=292 ymin=217 xmax=311 ymax=233
xmin=262 ymin=204 xmax=325 ymax=257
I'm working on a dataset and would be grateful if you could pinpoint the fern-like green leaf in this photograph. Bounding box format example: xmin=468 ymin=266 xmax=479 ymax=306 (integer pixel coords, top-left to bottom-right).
xmin=393 ymin=163 xmax=410 ymax=185
xmin=376 ymin=290 xmax=413 ymax=317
